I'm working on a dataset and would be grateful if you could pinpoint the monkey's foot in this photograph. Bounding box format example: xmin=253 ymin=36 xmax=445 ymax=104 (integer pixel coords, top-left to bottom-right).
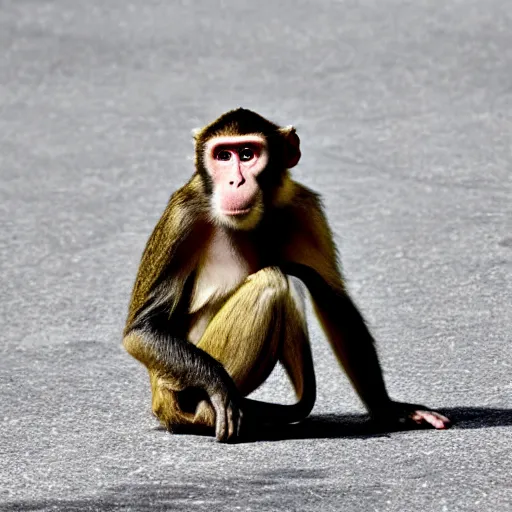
xmin=373 ymin=401 xmax=451 ymax=430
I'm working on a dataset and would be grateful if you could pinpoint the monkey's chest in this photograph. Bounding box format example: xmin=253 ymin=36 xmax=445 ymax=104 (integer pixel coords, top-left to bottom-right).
xmin=189 ymin=229 xmax=256 ymax=315
xmin=187 ymin=229 xmax=257 ymax=344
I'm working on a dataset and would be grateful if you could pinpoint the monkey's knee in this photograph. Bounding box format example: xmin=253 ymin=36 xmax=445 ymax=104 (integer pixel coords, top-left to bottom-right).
xmin=246 ymin=266 xmax=288 ymax=288
xmin=244 ymin=267 xmax=289 ymax=309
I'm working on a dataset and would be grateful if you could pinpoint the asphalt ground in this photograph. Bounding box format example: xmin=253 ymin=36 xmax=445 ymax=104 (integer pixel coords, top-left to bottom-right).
xmin=1 ymin=0 xmax=511 ymax=510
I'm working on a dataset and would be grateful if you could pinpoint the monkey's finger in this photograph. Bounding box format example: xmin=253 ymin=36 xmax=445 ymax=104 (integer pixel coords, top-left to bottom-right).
xmin=215 ymin=411 xmax=228 ymax=442
xmin=210 ymin=394 xmax=228 ymax=442
xmin=411 ymin=410 xmax=451 ymax=429
xmin=216 ymin=413 xmax=228 ymax=442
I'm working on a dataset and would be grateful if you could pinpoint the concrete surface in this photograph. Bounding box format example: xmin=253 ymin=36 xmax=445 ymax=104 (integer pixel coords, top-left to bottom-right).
xmin=1 ymin=0 xmax=511 ymax=510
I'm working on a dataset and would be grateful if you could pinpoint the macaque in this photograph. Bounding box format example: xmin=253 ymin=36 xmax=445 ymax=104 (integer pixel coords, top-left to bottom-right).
xmin=123 ymin=108 xmax=450 ymax=441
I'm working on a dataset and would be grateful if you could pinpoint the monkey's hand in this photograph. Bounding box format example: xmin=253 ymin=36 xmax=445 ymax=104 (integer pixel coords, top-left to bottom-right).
xmin=371 ymin=401 xmax=451 ymax=430
xmin=206 ymin=366 xmax=243 ymax=442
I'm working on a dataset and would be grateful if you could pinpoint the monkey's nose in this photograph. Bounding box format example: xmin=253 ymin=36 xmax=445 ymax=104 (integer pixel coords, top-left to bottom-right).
xmin=229 ymin=177 xmax=246 ymax=187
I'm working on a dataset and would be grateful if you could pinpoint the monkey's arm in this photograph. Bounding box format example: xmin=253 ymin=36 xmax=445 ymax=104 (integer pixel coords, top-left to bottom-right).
xmin=281 ymin=190 xmax=450 ymax=429
xmin=280 ymin=262 xmax=391 ymax=412
xmin=124 ymin=311 xmax=242 ymax=441
xmin=124 ymin=191 xmax=242 ymax=441
xmin=288 ymin=264 xmax=449 ymax=429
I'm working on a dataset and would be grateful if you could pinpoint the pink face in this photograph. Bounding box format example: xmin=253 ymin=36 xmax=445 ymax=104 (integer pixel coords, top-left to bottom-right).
xmin=204 ymin=135 xmax=269 ymax=218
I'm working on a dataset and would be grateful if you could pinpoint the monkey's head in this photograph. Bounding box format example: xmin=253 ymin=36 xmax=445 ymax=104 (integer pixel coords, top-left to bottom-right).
xmin=193 ymin=108 xmax=301 ymax=231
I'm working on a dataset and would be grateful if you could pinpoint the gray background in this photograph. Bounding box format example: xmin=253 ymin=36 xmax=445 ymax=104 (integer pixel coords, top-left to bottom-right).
xmin=1 ymin=0 xmax=511 ymax=510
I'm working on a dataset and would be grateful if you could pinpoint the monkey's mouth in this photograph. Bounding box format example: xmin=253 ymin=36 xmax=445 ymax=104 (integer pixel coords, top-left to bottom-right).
xmin=222 ymin=207 xmax=252 ymax=216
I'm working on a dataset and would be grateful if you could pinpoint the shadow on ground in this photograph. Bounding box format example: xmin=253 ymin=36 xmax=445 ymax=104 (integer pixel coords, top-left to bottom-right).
xmin=241 ymin=406 xmax=512 ymax=441
xmin=3 ymin=469 xmax=331 ymax=512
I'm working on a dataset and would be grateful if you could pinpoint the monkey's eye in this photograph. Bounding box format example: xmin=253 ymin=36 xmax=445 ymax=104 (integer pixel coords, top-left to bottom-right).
xmin=216 ymin=150 xmax=232 ymax=161
xmin=239 ymin=148 xmax=254 ymax=161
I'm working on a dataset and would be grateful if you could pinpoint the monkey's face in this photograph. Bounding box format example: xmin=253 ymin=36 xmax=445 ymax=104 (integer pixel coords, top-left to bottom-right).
xmin=204 ymin=135 xmax=269 ymax=230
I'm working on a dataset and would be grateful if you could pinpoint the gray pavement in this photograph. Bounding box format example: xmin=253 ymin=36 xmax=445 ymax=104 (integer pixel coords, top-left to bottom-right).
xmin=1 ymin=0 xmax=511 ymax=510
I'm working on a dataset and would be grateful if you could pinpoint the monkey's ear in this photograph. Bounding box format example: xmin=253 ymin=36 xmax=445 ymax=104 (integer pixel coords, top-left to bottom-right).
xmin=279 ymin=125 xmax=301 ymax=169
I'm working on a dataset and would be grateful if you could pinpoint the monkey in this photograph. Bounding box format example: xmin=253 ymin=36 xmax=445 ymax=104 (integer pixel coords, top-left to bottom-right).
xmin=123 ymin=108 xmax=450 ymax=442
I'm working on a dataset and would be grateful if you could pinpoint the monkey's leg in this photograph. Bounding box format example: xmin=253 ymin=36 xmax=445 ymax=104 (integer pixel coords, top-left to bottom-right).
xmin=277 ymin=278 xmax=316 ymax=421
xmin=151 ymin=267 xmax=289 ymax=434
xmin=239 ymin=278 xmax=317 ymax=426
xmin=193 ymin=267 xmax=289 ymax=429
xmin=193 ymin=271 xmax=317 ymax=430
xmin=149 ymin=371 xmax=187 ymax=430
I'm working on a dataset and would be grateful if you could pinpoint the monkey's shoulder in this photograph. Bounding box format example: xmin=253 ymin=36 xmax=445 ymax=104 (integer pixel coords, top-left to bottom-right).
xmin=165 ymin=177 xmax=209 ymax=223
xmin=144 ymin=178 xmax=210 ymax=250
xmin=276 ymin=180 xmax=324 ymax=215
